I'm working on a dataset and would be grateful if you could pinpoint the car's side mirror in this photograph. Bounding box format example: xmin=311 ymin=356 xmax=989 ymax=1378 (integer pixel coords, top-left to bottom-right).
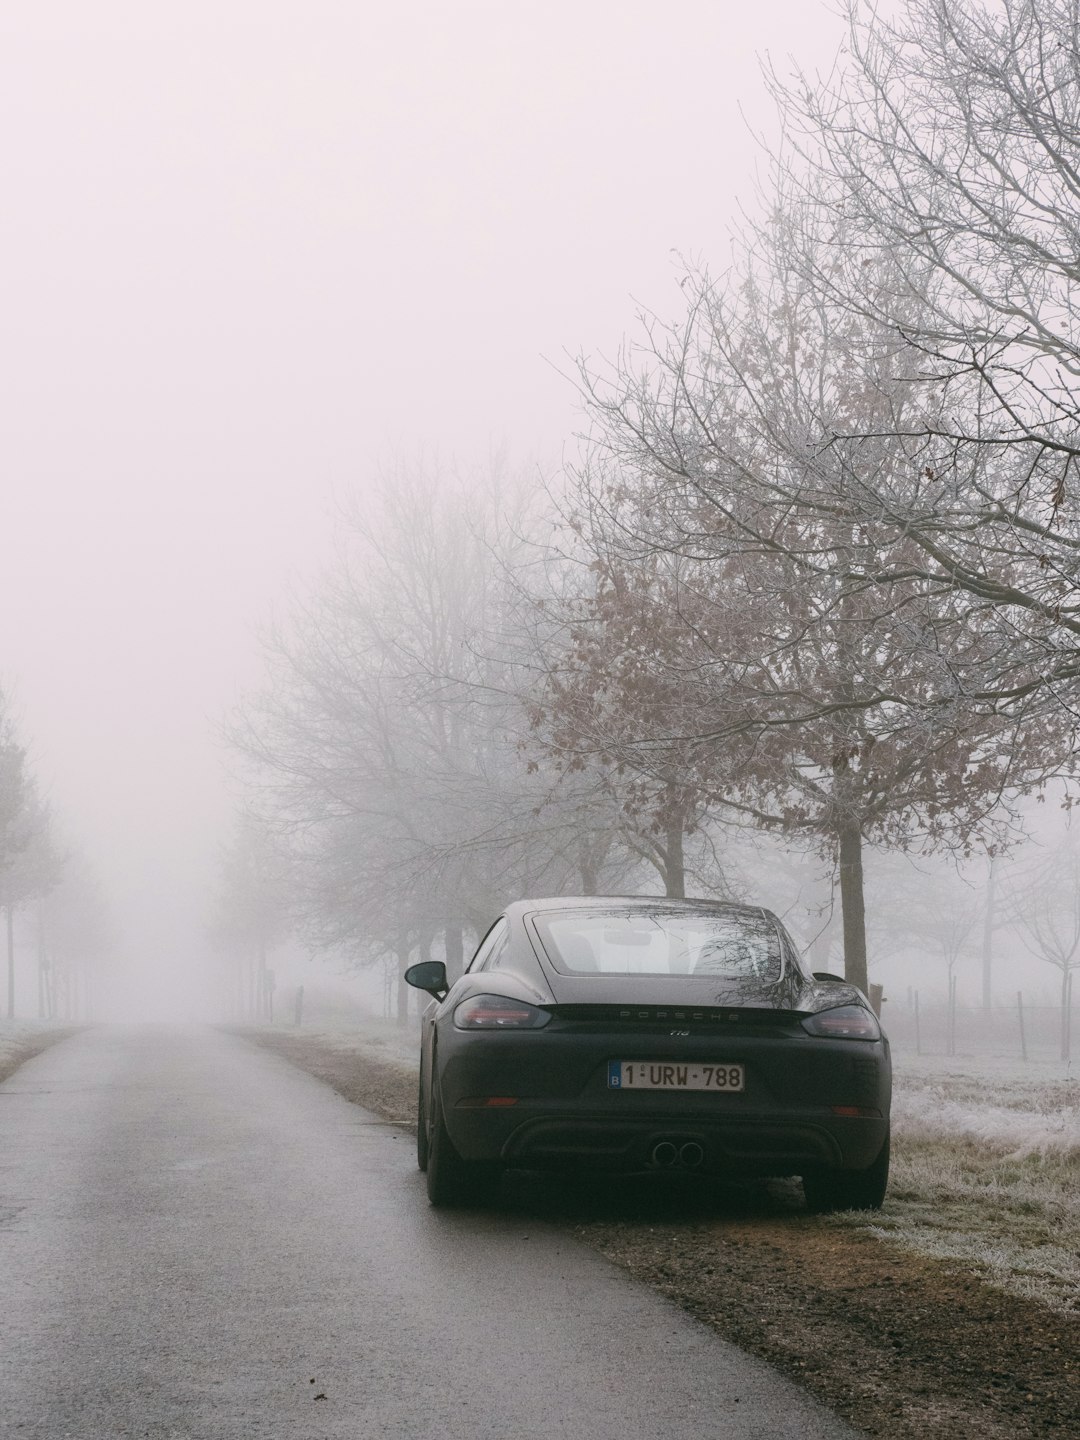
xmin=404 ymin=960 xmax=449 ymax=998
xmin=813 ymin=971 xmax=847 ymax=984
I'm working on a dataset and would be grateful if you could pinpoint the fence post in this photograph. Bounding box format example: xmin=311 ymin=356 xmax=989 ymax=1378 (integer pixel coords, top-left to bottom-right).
xmin=294 ymin=984 xmax=304 ymax=1028
xmin=1017 ymin=990 xmax=1028 ymax=1063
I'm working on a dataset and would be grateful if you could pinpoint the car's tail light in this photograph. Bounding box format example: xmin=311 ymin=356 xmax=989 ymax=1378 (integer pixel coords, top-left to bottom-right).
xmin=801 ymin=1005 xmax=881 ymax=1040
xmin=453 ymin=994 xmax=551 ymax=1029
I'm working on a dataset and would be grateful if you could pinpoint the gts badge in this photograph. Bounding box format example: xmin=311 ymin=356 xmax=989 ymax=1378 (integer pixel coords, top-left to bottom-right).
xmin=670 ymin=1029 xmax=690 ymax=1037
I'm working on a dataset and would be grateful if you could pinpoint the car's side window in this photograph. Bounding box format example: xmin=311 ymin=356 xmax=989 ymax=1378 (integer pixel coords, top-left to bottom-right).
xmin=465 ymin=917 xmax=509 ymax=973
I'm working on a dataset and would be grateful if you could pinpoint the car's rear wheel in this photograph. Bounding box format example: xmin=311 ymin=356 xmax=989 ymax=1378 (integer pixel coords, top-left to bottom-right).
xmin=426 ymin=1082 xmax=499 ymax=1207
xmin=803 ymin=1130 xmax=890 ymax=1214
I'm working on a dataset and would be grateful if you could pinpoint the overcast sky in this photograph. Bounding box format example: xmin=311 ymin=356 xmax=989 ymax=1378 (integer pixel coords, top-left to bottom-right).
xmin=0 ymin=1 xmax=853 ymax=1013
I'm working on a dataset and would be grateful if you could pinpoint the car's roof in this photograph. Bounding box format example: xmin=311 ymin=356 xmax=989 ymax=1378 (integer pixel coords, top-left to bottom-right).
xmin=506 ymin=896 xmax=776 ymax=919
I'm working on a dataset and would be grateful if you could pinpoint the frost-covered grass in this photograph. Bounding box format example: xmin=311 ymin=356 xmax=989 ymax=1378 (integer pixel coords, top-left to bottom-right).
xmin=0 ymin=1020 xmax=73 ymax=1080
xmin=833 ymin=1053 xmax=1080 ymax=1316
xmin=256 ymin=1013 xmax=421 ymax=1071
xmin=892 ymin=1053 xmax=1079 ymax=1157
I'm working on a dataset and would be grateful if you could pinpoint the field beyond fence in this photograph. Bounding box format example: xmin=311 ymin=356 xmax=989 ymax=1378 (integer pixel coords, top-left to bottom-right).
xmin=884 ymin=990 xmax=1076 ymax=1064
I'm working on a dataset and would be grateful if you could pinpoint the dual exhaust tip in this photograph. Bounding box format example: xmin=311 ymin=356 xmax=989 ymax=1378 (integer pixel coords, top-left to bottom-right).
xmin=650 ymin=1139 xmax=704 ymax=1170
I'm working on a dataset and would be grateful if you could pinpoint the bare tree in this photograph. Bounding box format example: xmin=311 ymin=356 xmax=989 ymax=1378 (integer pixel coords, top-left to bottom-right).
xmin=0 ymin=704 xmax=30 ymax=883
xmin=1005 ymin=843 xmax=1080 ymax=1060
xmin=230 ymin=462 xmax=629 ymax=1018
xmin=565 ymin=217 xmax=1046 ymax=992
xmin=37 ymin=854 xmax=111 ymax=1022
xmin=528 ymin=547 xmax=742 ymax=900
xmin=763 ymin=0 xmax=1080 ymax=724
xmin=902 ymin=864 xmax=982 ymax=983
xmin=0 ymin=699 xmax=64 ymax=1018
xmin=209 ymin=812 xmax=290 ymax=1022
xmin=1 ymin=791 xmax=63 ymax=1018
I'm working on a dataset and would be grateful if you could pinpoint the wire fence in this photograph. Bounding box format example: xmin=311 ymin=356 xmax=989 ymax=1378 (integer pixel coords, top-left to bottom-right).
xmin=883 ymin=983 xmax=1076 ymax=1063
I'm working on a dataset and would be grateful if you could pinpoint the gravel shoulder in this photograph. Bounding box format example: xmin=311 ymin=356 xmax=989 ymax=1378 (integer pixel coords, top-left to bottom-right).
xmin=237 ymin=1024 xmax=1079 ymax=1440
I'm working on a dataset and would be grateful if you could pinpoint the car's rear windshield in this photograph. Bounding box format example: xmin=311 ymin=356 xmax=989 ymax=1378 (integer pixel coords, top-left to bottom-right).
xmin=533 ymin=908 xmax=783 ymax=981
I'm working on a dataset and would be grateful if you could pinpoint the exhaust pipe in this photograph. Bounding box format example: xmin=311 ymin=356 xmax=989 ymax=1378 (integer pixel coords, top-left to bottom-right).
xmin=679 ymin=1141 xmax=704 ymax=1170
xmin=650 ymin=1140 xmax=678 ymax=1168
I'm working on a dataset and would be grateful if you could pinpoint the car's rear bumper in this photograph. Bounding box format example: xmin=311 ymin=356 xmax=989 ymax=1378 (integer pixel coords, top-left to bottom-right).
xmin=435 ymin=1020 xmax=890 ymax=1177
xmin=448 ymin=1100 xmax=885 ymax=1175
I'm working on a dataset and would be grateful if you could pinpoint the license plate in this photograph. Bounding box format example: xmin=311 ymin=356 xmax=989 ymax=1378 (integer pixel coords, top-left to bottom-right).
xmin=608 ymin=1061 xmax=745 ymax=1091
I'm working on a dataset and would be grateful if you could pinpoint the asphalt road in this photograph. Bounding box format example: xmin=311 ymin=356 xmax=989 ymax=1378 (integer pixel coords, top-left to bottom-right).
xmin=0 ymin=1027 xmax=860 ymax=1439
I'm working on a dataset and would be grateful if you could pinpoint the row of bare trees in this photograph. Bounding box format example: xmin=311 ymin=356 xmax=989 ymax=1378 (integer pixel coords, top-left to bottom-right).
xmin=0 ymin=690 xmax=107 ymax=1020
xmin=538 ymin=0 xmax=1080 ymax=995
xmin=0 ymin=695 xmax=61 ymax=1017
xmin=222 ymin=468 xmax=677 ymax=1018
xmin=224 ymin=0 xmax=1080 ymax=1025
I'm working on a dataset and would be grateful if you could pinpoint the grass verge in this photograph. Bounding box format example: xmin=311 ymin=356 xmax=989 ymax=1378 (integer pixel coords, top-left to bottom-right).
xmin=0 ymin=1021 xmax=78 ymax=1085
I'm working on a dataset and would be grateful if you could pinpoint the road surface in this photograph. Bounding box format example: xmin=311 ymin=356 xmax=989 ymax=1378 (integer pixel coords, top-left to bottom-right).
xmin=0 ymin=1026 xmax=860 ymax=1438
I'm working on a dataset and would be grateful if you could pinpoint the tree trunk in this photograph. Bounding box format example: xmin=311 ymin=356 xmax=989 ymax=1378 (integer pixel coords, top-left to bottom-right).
xmin=837 ymin=822 xmax=869 ymax=996
xmin=396 ymin=931 xmax=410 ymax=1027
xmin=580 ymin=831 xmax=612 ymax=895
xmin=416 ymin=933 xmax=433 ymax=1018
xmin=42 ymin=954 xmax=53 ymax=1019
xmin=580 ymin=852 xmax=599 ymax=895
xmin=1062 ymin=966 xmax=1073 ymax=1064
xmin=37 ymin=908 xmax=45 ymax=1019
xmin=664 ymin=816 xmax=685 ymax=899
xmin=981 ymin=857 xmax=995 ymax=1011
xmin=257 ymin=938 xmax=269 ymax=1023
xmin=6 ymin=906 xmax=14 ymax=1020
xmin=444 ymin=922 xmax=464 ymax=983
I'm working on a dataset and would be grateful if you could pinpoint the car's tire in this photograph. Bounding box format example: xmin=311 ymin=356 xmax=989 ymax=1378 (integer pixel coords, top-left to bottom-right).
xmin=803 ymin=1130 xmax=890 ymax=1214
xmin=416 ymin=1067 xmax=429 ymax=1173
xmin=426 ymin=1082 xmax=499 ymax=1208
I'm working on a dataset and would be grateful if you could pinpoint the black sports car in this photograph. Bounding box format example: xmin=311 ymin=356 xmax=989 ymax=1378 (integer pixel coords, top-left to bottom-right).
xmin=405 ymin=896 xmax=891 ymax=1211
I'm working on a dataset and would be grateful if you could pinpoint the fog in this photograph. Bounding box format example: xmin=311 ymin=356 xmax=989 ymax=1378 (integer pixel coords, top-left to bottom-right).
xmin=2 ymin=1 xmax=1075 ymax=1049
xmin=5 ymin=11 xmax=1079 ymax=1426
xmin=0 ymin=2 xmax=853 ymax=1018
